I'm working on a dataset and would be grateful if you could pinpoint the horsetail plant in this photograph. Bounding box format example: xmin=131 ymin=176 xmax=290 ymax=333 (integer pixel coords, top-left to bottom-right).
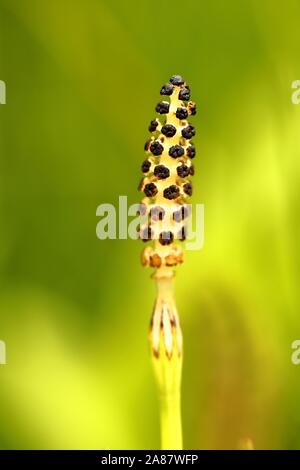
xmin=138 ymin=75 xmax=196 ymax=450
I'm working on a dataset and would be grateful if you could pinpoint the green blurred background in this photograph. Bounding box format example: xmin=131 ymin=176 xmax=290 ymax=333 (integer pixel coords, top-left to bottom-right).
xmin=0 ymin=0 xmax=300 ymax=450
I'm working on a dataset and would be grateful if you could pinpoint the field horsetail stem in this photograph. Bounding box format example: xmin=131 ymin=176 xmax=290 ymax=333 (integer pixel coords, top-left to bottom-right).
xmin=138 ymin=75 xmax=196 ymax=450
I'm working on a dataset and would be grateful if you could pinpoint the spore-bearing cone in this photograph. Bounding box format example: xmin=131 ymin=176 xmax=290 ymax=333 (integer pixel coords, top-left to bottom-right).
xmin=139 ymin=73 xmax=196 ymax=275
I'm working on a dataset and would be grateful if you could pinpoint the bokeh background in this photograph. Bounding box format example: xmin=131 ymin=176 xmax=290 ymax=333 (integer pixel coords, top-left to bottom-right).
xmin=0 ymin=0 xmax=300 ymax=450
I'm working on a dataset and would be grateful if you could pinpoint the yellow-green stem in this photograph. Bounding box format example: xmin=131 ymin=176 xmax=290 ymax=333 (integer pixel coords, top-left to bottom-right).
xmin=150 ymin=275 xmax=183 ymax=450
xmin=160 ymin=390 xmax=182 ymax=450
